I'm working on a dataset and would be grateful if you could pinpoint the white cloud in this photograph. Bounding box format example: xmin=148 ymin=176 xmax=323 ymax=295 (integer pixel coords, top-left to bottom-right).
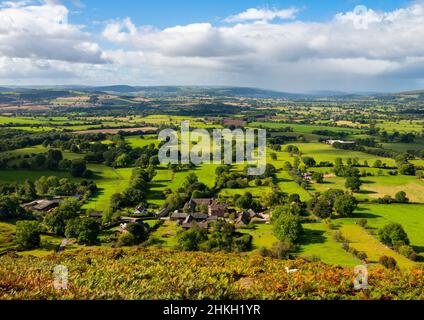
xmin=99 ymin=3 xmax=424 ymax=91
xmin=225 ymin=7 xmax=299 ymax=23
xmin=0 ymin=0 xmax=106 ymax=63
xmin=2 ymin=2 xmax=424 ymax=91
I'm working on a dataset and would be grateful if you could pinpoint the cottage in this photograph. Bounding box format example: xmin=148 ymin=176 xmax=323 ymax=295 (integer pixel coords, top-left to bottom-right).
xmin=188 ymin=198 xmax=215 ymax=212
xmin=170 ymin=211 xmax=189 ymax=221
xmin=22 ymin=199 xmax=60 ymax=212
xmin=119 ymin=216 xmax=142 ymax=224
xmin=134 ymin=206 xmax=146 ymax=215
xmin=208 ymin=204 xmax=228 ymax=217
xmin=235 ymin=211 xmax=251 ymax=228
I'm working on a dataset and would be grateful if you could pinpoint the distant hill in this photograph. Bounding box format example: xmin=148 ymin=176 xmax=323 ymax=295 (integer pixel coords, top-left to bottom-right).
xmin=75 ymin=85 xmax=303 ymax=99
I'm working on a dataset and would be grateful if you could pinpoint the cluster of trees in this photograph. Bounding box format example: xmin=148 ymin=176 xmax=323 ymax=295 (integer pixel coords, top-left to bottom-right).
xmin=65 ymin=217 xmax=100 ymax=245
xmin=0 ymin=148 xmax=93 ymax=178
xmin=0 ymin=177 xmax=97 ymax=203
xmin=34 ymin=176 xmax=97 ymax=198
xmin=271 ymin=205 xmax=304 ymax=244
xmin=165 ymin=173 xmax=212 ymax=212
xmin=110 ymin=167 xmax=156 ymax=212
xmin=117 ymin=222 xmax=150 ymax=246
xmin=0 ymin=195 xmax=27 ymax=221
xmin=215 ymin=164 xmax=277 ymax=190
xmin=177 ymin=220 xmax=252 ymax=253
xmin=0 ymin=130 xmax=77 ymax=153
xmin=308 ymin=189 xmax=358 ymax=219
xmin=376 ymin=191 xmax=410 ymax=204
xmin=332 ymin=158 xmax=363 ymax=192
xmin=378 ymin=223 xmax=417 ymax=261
xmin=233 ymin=192 xmax=261 ymax=211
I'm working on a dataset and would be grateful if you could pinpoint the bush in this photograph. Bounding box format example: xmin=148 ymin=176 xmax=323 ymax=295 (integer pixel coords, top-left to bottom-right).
xmin=397 ymin=245 xmax=417 ymax=261
xmin=233 ymin=234 xmax=253 ymax=252
xmin=14 ymin=221 xmax=41 ymax=250
xmin=379 ymin=256 xmax=398 ymax=270
xmin=302 ymin=255 xmax=321 ymax=263
xmin=118 ymin=232 xmax=136 ymax=247
xmin=272 ymin=207 xmax=303 ymax=244
xmin=177 ymin=226 xmax=208 ymax=251
xmin=358 ymin=219 xmax=368 ymax=228
xmin=333 ymin=231 xmax=344 ymax=243
xmin=357 ymin=251 xmax=368 ymax=261
xmin=378 ymin=223 xmax=410 ymax=247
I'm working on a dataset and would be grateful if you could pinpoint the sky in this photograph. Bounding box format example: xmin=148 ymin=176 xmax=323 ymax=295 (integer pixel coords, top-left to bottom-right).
xmin=0 ymin=0 xmax=423 ymax=92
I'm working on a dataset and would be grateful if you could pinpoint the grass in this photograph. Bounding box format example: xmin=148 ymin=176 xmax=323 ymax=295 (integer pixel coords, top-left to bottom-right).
xmin=148 ymin=163 xmax=219 ymax=207
xmin=312 ymin=174 xmax=424 ymax=203
xmin=249 ymin=122 xmax=361 ymax=133
xmin=149 ymin=220 xmax=181 ymax=248
xmin=0 ymin=165 xmax=132 ymax=213
xmin=339 ymin=224 xmax=417 ymax=269
xmin=0 ymin=222 xmax=15 ymax=255
xmin=351 ymin=204 xmax=424 ymax=260
xmin=84 ymin=165 xmax=133 ymax=212
xmin=297 ymin=222 xmax=359 ymax=267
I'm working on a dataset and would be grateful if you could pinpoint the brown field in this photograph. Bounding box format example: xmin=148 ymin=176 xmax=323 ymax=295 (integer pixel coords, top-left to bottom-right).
xmin=56 ymin=96 xmax=91 ymax=103
xmin=0 ymin=104 xmax=51 ymax=111
xmin=74 ymin=127 xmax=159 ymax=134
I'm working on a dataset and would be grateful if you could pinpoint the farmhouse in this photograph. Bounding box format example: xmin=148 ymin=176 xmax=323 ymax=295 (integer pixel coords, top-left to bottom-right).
xmin=325 ymin=140 xmax=355 ymax=146
xmin=134 ymin=206 xmax=146 ymax=215
xmin=235 ymin=211 xmax=251 ymax=228
xmin=170 ymin=211 xmax=189 ymax=222
xmin=181 ymin=214 xmax=210 ymax=229
xmin=188 ymin=198 xmax=215 ymax=212
xmin=208 ymin=204 xmax=228 ymax=217
xmin=22 ymin=199 xmax=60 ymax=212
xmin=119 ymin=216 xmax=142 ymax=224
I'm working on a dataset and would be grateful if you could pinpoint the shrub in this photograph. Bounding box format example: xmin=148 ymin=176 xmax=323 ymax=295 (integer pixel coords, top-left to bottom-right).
xmin=357 ymin=252 xmax=368 ymax=261
xmin=378 ymin=223 xmax=410 ymax=247
xmin=379 ymin=256 xmax=398 ymax=270
xmin=397 ymin=245 xmax=417 ymax=261
xmin=333 ymin=231 xmax=344 ymax=243
xmin=272 ymin=210 xmax=303 ymax=244
xmin=15 ymin=221 xmax=41 ymax=251
xmin=358 ymin=219 xmax=368 ymax=228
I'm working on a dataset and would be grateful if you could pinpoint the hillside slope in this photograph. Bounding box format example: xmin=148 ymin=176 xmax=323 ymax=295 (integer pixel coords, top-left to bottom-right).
xmin=0 ymin=248 xmax=422 ymax=300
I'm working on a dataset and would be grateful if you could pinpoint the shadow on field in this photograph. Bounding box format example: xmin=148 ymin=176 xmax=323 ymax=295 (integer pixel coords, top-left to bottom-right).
xmin=353 ymin=209 xmax=381 ymax=219
xmin=355 ymin=189 xmax=378 ymax=195
xmin=412 ymin=246 xmax=424 ymax=262
xmin=298 ymin=229 xmax=326 ymax=245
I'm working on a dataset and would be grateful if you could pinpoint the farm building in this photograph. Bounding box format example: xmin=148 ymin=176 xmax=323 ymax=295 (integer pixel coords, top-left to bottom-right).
xmin=208 ymin=204 xmax=228 ymax=217
xmin=325 ymin=140 xmax=355 ymax=146
xmin=22 ymin=199 xmax=60 ymax=212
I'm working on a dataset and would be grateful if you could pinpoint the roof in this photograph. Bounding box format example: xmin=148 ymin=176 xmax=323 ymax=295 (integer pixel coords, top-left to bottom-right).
xmin=89 ymin=212 xmax=103 ymax=218
xmin=209 ymin=204 xmax=228 ymax=212
xmin=192 ymin=213 xmax=208 ymax=220
xmin=191 ymin=198 xmax=215 ymax=206
xmin=171 ymin=212 xmax=189 ymax=219
xmin=22 ymin=199 xmax=59 ymax=211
